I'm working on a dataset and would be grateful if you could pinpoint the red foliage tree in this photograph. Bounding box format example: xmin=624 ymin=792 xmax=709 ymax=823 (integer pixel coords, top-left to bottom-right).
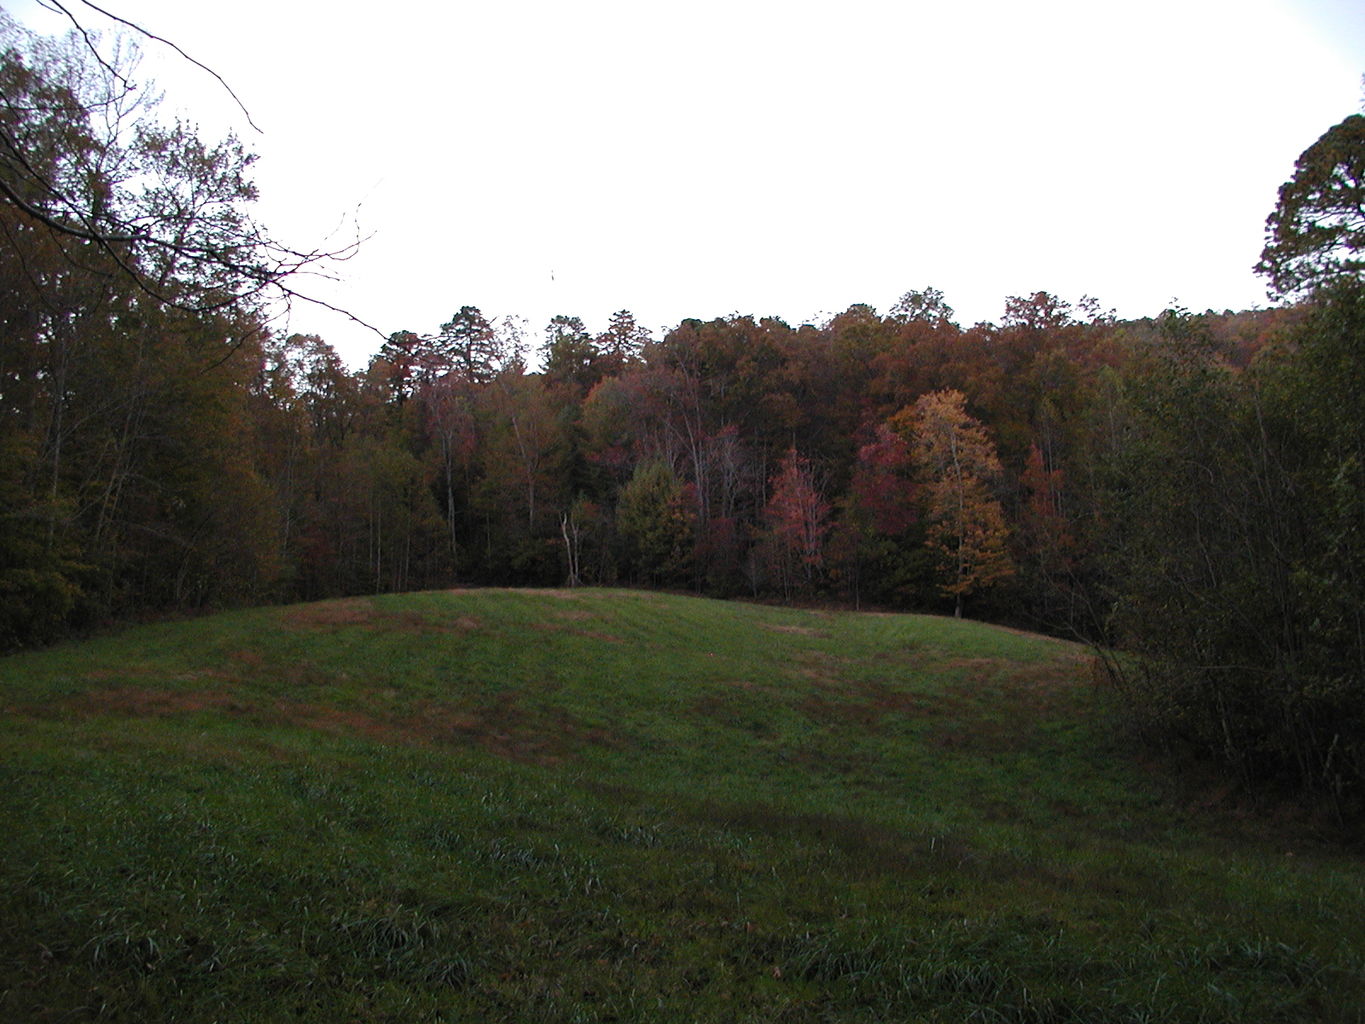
xmin=760 ymin=448 xmax=831 ymax=597
xmin=849 ymin=424 xmax=918 ymax=536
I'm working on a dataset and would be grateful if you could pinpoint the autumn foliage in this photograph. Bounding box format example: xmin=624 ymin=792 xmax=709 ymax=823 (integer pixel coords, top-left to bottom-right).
xmin=896 ymin=391 xmax=1013 ymax=617
xmin=758 ymin=448 xmax=831 ymax=597
xmin=4 ymin=14 xmax=1365 ymax=807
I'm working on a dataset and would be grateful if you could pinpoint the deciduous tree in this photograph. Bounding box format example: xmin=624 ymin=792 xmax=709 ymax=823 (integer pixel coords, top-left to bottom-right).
xmin=758 ymin=448 xmax=830 ymax=598
xmin=897 ymin=390 xmax=1013 ymax=617
xmin=616 ymin=459 xmax=694 ymax=585
xmin=0 ymin=12 xmax=356 ymax=317
xmin=889 ymin=286 xmax=957 ymax=328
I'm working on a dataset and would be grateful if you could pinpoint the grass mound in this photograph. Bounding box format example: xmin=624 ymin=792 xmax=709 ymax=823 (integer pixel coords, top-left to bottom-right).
xmin=1 ymin=588 xmax=1361 ymax=1021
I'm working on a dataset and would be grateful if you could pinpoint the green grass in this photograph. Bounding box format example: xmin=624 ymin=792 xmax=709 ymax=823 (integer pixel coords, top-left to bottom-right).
xmin=1 ymin=588 xmax=1361 ymax=1022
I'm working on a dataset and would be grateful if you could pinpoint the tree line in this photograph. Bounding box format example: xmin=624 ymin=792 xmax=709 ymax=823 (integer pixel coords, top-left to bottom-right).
xmin=3 ymin=14 xmax=1363 ymax=812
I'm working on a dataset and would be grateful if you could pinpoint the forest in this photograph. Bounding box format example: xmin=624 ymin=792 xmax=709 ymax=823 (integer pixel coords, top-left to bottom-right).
xmin=2 ymin=15 xmax=1363 ymax=811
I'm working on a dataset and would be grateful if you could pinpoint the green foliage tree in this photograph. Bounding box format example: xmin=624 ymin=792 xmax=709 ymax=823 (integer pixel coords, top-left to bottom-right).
xmin=473 ymin=367 xmax=572 ymax=581
xmin=0 ymin=432 xmax=85 ymax=647
xmin=373 ymin=330 xmax=426 ymax=401
xmin=1256 ymin=113 xmax=1365 ymax=300
xmin=540 ymin=315 xmax=602 ymax=393
xmin=0 ymin=15 xmax=358 ymax=642
xmin=1001 ymin=291 xmax=1074 ymax=332
xmin=1270 ymin=282 xmax=1365 ymax=801
xmin=616 ymin=459 xmax=694 ymax=585
xmin=1097 ymin=298 xmax=1365 ymax=809
xmin=438 ymin=306 xmax=504 ymax=385
xmin=598 ymin=309 xmax=651 ymax=367
xmin=1071 ymin=114 xmax=1365 ymax=809
xmin=889 ymin=286 xmax=956 ymax=327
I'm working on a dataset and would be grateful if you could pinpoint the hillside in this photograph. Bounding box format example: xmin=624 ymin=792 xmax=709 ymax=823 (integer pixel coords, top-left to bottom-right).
xmin=1 ymin=589 xmax=1362 ymax=1022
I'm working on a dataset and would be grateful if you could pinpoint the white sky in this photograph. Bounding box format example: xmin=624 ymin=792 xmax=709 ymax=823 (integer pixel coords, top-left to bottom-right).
xmin=7 ymin=0 xmax=1364 ymax=366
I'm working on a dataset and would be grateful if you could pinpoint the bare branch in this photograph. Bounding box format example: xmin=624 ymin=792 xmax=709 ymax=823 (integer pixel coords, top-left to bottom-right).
xmin=35 ymin=0 xmax=130 ymax=89
xmin=53 ymin=0 xmax=263 ymax=133
xmin=3 ymin=5 xmax=379 ymax=337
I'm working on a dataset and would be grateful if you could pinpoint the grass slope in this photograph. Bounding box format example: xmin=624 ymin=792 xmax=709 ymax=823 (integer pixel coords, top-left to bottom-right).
xmin=1 ymin=588 xmax=1361 ymax=1022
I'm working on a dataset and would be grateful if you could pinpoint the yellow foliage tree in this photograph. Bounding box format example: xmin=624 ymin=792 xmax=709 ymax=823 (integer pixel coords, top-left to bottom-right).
xmin=893 ymin=389 xmax=1014 ymax=618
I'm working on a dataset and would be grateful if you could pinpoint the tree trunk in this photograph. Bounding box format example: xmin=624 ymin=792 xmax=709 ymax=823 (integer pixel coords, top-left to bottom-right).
xmin=561 ymin=511 xmax=582 ymax=588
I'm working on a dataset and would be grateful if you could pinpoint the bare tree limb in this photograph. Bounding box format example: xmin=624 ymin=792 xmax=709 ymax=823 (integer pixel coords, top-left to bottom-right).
xmin=35 ymin=0 xmax=130 ymax=89
xmin=40 ymin=0 xmax=263 ymax=132
xmin=4 ymin=4 xmax=384 ymax=340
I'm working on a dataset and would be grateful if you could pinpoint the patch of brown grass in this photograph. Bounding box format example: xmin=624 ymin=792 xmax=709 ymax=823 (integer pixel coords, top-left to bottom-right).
xmin=532 ymin=618 xmax=625 ymax=644
xmin=282 ymin=599 xmax=480 ymax=635
xmin=284 ymin=598 xmax=374 ymax=629
xmin=406 ymin=612 xmax=481 ymax=634
xmin=792 ymin=650 xmax=854 ymax=689
xmin=762 ymin=623 xmax=829 ymax=638
xmin=488 ymin=587 xmax=581 ymax=600
xmin=354 ymin=692 xmax=622 ymax=765
xmin=932 ymin=656 xmax=1006 ymax=680
xmin=59 ymin=686 xmax=250 ymax=717
xmin=45 ymin=683 xmax=619 ymax=768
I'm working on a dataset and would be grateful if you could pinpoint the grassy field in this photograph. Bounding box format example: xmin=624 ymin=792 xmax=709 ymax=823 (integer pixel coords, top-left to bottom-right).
xmin=1 ymin=588 xmax=1361 ymax=1022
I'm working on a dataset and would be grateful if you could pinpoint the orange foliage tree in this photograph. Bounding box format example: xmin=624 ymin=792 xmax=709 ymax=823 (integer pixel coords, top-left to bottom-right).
xmin=895 ymin=390 xmax=1013 ymax=617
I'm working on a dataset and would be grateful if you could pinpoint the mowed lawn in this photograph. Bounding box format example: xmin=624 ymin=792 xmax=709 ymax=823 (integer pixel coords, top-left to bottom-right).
xmin=1 ymin=588 xmax=1361 ymax=1022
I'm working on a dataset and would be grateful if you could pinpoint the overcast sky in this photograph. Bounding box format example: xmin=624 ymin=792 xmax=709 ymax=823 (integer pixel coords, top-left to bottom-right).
xmin=9 ymin=0 xmax=1365 ymax=366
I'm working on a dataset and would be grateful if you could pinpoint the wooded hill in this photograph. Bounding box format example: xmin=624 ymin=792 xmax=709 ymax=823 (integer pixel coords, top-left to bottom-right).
xmin=2 ymin=14 xmax=1363 ymax=809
